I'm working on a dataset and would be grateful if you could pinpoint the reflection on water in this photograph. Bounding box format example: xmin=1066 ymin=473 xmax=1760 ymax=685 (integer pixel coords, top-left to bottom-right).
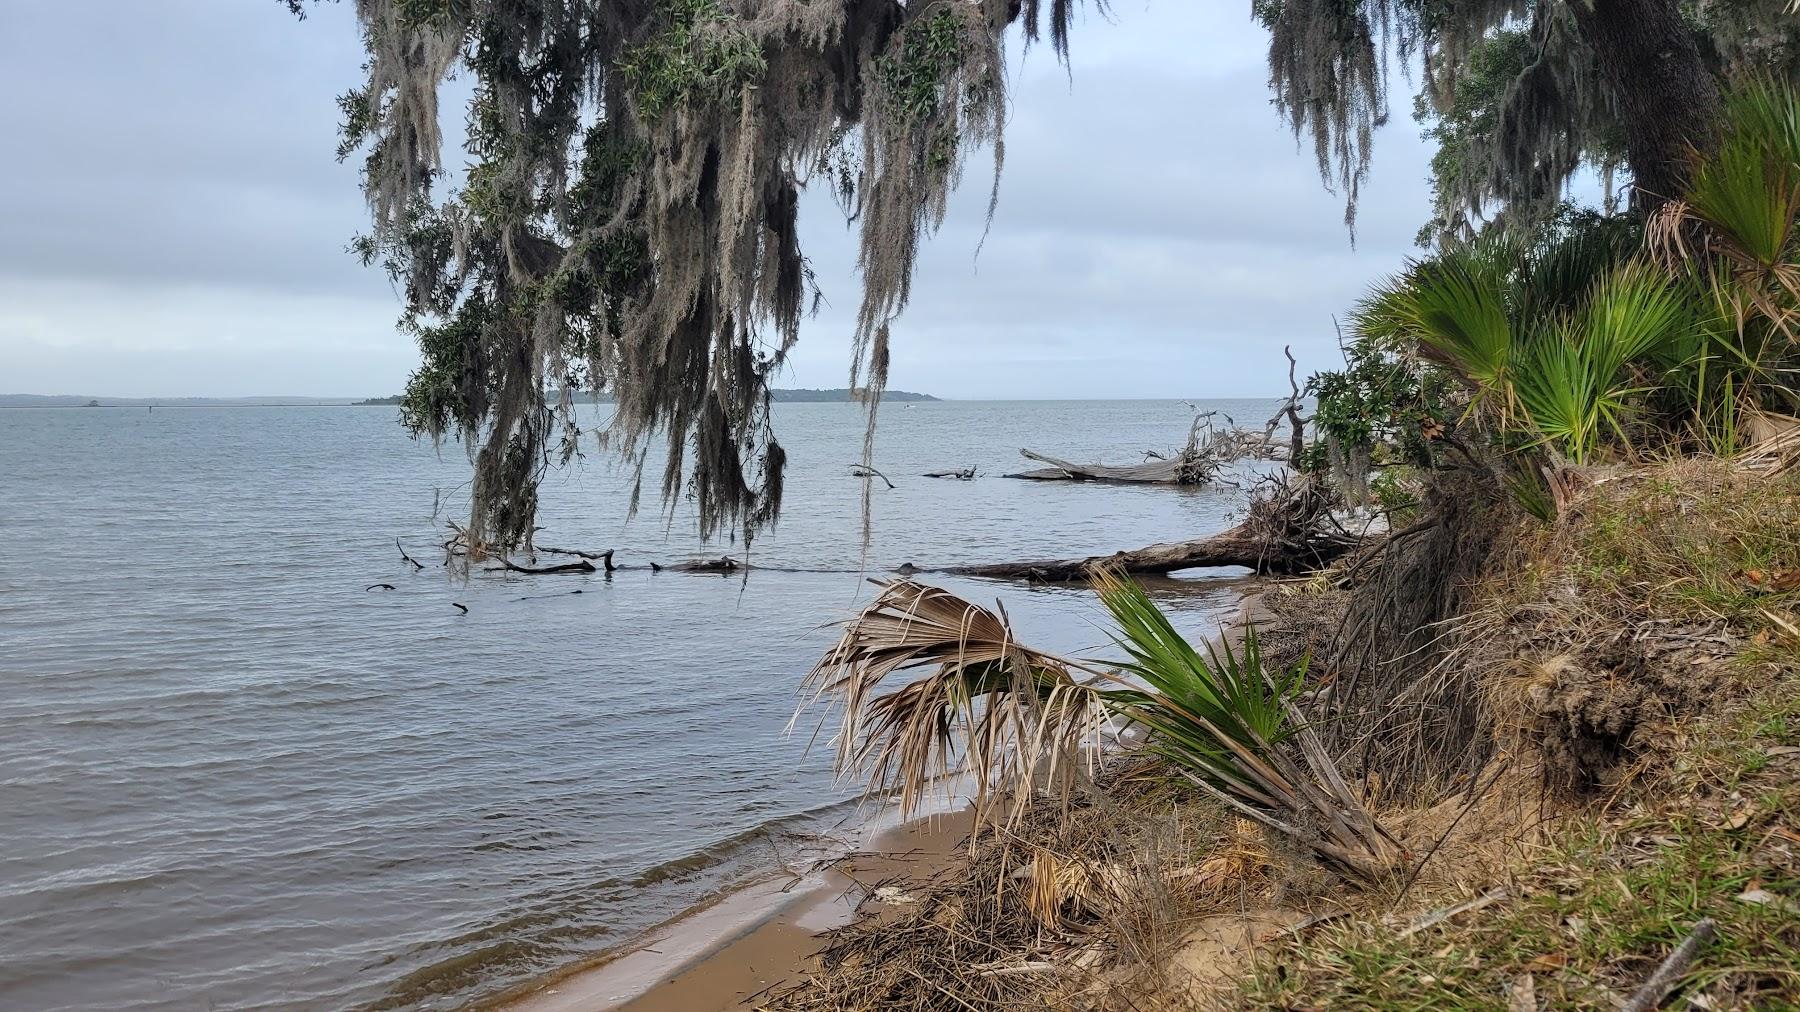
xmin=0 ymin=399 xmax=1279 ymax=1010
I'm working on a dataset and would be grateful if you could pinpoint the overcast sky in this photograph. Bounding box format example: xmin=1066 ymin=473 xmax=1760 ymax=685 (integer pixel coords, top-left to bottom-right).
xmin=0 ymin=1 xmax=1437 ymax=400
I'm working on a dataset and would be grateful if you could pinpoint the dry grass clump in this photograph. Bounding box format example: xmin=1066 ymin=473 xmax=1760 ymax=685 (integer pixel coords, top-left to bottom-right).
xmin=761 ymin=775 xmax=1284 ymax=1012
xmin=1269 ymin=459 xmax=1800 ymax=798
xmin=1237 ymin=659 xmax=1800 ymax=1011
xmin=1548 ymin=460 xmax=1800 ymax=626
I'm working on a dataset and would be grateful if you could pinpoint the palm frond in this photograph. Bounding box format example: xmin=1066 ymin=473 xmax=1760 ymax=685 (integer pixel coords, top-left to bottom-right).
xmin=1401 ymin=254 xmax=1517 ymax=394
xmin=1684 ymin=78 xmax=1800 ymax=271
xmin=799 ymin=580 xmax=1102 ymax=821
xmin=802 ymin=577 xmax=1407 ymax=884
xmin=1088 ymin=571 xmax=1404 ymax=882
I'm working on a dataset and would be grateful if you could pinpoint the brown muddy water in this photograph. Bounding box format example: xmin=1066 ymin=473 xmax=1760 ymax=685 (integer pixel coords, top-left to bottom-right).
xmin=0 ymin=399 xmax=1276 ymax=1009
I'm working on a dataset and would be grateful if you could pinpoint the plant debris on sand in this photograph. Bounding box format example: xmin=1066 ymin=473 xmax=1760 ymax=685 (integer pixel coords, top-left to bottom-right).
xmin=775 ymin=458 xmax=1800 ymax=1011
xmin=760 ymin=773 xmax=1282 ymax=1012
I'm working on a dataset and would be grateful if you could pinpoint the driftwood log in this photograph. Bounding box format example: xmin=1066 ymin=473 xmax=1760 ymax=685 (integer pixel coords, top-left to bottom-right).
xmin=924 ymin=466 xmax=978 ymax=480
xmin=952 ymin=478 xmax=1359 ymax=581
xmin=490 ymin=557 xmax=598 ymax=575
xmin=1004 ymin=414 xmax=1285 ymax=484
xmin=1005 ymin=448 xmax=1205 ymax=484
xmin=673 ymin=555 xmax=743 ymax=573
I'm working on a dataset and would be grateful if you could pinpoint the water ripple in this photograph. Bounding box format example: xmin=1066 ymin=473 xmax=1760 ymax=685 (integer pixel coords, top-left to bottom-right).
xmin=0 ymin=401 xmax=1269 ymax=1010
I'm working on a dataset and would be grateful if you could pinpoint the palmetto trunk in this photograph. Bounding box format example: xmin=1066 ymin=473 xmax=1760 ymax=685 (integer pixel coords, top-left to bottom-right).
xmin=1568 ymin=0 xmax=1721 ymax=210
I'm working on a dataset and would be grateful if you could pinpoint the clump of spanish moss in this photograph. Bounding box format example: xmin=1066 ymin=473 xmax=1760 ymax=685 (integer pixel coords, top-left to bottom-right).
xmin=1256 ymin=0 xmax=1793 ymax=243
xmin=334 ymin=0 xmax=1087 ymax=553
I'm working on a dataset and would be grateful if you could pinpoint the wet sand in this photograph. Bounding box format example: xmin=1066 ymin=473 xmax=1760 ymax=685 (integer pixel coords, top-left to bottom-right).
xmin=500 ymin=807 xmax=976 ymax=1012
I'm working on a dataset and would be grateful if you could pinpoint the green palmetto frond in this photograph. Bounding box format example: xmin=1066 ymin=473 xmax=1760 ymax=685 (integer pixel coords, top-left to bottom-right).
xmin=1400 ymin=255 xmax=1517 ymax=394
xmin=1508 ymin=264 xmax=1693 ymax=463
xmin=1685 ymin=79 xmax=1800 ymax=272
xmin=802 ymin=576 xmax=1406 ymax=883
xmin=1517 ymin=213 xmax=1643 ymax=324
xmin=1086 ymin=571 xmax=1404 ymax=882
xmin=1579 ymin=262 xmax=1693 ymax=374
xmin=1514 ymin=330 xmax=1604 ymax=463
xmin=1653 ymin=78 xmax=1800 ymax=344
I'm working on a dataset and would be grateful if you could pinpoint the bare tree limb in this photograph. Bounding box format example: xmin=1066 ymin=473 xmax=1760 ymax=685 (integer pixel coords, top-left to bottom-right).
xmin=1621 ymin=918 xmax=1716 ymax=1012
xmin=1263 ymin=344 xmax=1307 ymax=463
xmin=539 ymin=546 xmax=617 ymax=571
xmin=850 ymin=465 xmax=896 ymax=489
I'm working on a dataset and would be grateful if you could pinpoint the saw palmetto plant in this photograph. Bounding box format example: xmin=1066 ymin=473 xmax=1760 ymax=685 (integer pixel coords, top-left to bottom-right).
xmin=799 ymin=573 xmax=1406 ymax=884
xmin=1653 ymin=77 xmax=1800 ymax=340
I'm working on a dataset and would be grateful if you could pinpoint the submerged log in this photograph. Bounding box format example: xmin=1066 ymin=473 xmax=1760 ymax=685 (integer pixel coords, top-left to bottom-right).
xmin=489 ymin=557 xmax=597 ymax=575
xmin=951 ymin=478 xmax=1359 ymax=581
xmin=673 ymin=555 xmax=743 ymax=574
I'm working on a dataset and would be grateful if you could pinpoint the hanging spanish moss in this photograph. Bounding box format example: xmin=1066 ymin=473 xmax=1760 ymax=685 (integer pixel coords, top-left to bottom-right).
xmin=1256 ymin=0 xmax=1794 ymax=243
xmin=335 ymin=0 xmax=1087 ymax=554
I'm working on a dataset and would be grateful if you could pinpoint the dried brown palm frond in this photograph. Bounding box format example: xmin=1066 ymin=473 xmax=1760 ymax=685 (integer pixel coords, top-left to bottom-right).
xmin=798 ymin=579 xmax=1106 ymax=824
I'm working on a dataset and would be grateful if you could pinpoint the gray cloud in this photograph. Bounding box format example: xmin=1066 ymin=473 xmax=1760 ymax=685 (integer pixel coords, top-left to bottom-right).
xmin=0 ymin=0 xmax=1435 ymax=399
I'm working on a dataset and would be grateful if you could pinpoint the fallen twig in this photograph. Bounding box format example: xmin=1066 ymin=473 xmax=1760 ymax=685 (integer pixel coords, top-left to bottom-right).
xmin=1268 ymin=910 xmax=1352 ymax=940
xmin=1395 ymin=886 xmax=1508 ymax=939
xmin=1621 ymin=918 xmax=1716 ymax=1012
xmin=396 ymin=537 xmax=423 ymax=571
xmin=366 ymin=583 xmax=395 ymax=592
xmin=851 ymin=464 xmax=896 ymax=489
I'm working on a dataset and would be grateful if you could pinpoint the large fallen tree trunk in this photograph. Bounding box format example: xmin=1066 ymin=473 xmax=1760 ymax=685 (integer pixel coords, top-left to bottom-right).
xmin=1004 ymin=415 xmax=1293 ymax=484
xmin=1005 ymin=448 xmax=1208 ymax=484
xmin=949 ymin=530 xmax=1350 ymax=580
xmin=951 ymin=477 xmax=1359 ymax=581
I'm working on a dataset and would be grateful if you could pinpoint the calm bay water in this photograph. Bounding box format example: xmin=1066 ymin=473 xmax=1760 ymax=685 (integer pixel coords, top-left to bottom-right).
xmin=0 ymin=399 xmax=1278 ymax=1010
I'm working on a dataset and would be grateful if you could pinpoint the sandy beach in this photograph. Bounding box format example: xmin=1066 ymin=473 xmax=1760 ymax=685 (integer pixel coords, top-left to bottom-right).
xmin=498 ymin=807 xmax=977 ymax=1012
